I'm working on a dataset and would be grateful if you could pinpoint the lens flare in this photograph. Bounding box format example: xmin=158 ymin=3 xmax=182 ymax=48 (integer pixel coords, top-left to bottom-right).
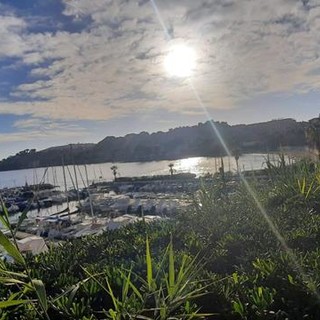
xmin=150 ymin=0 xmax=320 ymax=302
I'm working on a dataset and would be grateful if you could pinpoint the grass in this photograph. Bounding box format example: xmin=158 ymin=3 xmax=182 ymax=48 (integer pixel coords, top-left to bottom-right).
xmin=1 ymin=158 xmax=320 ymax=319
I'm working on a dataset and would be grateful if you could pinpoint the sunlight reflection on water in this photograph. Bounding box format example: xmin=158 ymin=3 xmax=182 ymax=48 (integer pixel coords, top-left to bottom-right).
xmin=0 ymin=153 xmax=290 ymax=189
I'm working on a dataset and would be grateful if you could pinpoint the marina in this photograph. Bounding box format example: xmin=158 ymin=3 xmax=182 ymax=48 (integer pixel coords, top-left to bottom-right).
xmin=0 ymin=153 xmax=293 ymax=257
xmin=0 ymin=174 xmax=197 ymax=256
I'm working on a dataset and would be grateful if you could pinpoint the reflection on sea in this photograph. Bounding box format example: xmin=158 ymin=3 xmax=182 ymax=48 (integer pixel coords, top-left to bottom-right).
xmin=0 ymin=153 xmax=291 ymax=189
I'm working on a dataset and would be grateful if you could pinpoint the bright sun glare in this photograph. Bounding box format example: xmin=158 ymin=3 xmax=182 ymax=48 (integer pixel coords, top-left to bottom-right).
xmin=164 ymin=45 xmax=196 ymax=78
xmin=177 ymin=157 xmax=200 ymax=172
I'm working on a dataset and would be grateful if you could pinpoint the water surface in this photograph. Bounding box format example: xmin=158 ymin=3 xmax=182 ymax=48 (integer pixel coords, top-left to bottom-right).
xmin=0 ymin=153 xmax=286 ymax=189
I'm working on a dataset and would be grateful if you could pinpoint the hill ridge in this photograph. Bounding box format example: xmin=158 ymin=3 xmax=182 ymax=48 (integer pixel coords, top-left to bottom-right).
xmin=0 ymin=118 xmax=307 ymax=171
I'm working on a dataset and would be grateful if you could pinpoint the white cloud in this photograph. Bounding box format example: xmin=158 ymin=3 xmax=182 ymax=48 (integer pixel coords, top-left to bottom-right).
xmin=0 ymin=127 xmax=85 ymax=143
xmin=13 ymin=117 xmax=82 ymax=131
xmin=0 ymin=0 xmax=320 ymax=123
xmin=0 ymin=15 xmax=27 ymax=57
xmin=0 ymin=117 xmax=87 ymax=144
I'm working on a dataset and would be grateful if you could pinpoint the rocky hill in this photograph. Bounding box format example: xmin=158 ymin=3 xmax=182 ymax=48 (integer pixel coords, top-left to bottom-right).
xmin=0 ymin=118 xmax=308 ymax=171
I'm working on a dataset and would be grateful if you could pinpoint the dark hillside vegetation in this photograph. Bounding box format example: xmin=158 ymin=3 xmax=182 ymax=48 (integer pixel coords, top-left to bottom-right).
xmin=0 ymin=118 xmax=307 ymax=171
xmin=0 ymin=144 xmax=95 ymax=172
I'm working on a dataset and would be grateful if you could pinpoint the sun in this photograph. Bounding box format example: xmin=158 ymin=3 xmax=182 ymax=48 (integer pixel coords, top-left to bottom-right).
xmin=164 ymin=45 xmax=196 ymax=78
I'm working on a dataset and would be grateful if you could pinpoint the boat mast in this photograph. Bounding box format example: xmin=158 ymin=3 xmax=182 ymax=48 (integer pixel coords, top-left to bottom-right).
xmin=73 ymin=164 xmax=81 ymax=206
xmin=70 ymin=145 xmax=81 ymax=207
xmin=84 ymin=165 xmax=94 ymax=218
xmin=61 ymin=155 xmax=70 ymax=214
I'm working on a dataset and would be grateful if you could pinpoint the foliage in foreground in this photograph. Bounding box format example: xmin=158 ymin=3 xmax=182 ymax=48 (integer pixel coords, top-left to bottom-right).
xmin=0 ymin=215 xmax=209 ymax=319
xmin=1 ymin=159 xmax=320 ymax=319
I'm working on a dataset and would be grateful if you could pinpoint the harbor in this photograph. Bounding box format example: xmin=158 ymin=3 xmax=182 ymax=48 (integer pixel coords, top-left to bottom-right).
xmin=0 ymin=154 xmax=293 ymax=257
xmin=1 ymin=170 xmax=201 ymax=256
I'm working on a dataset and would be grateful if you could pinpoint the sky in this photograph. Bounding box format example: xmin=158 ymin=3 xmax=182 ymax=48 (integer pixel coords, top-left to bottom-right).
xmin=0 ymin=0 xmax=320 ymax=158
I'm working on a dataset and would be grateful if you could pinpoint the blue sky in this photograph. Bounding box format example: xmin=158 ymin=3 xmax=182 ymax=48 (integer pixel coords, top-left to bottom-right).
xmin=0 ymin=0 xmax=319 ymax=158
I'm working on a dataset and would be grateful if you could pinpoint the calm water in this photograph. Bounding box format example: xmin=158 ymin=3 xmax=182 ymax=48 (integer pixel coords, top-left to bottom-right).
xmin=0 ymin=153 xmax=288 ymax=189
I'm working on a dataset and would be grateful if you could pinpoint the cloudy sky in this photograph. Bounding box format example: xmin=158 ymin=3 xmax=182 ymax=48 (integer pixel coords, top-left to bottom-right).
xmin=0 ymin=0 xmax=319 ymax=157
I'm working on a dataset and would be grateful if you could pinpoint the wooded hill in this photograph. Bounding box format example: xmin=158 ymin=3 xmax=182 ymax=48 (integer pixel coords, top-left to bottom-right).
xmin=0 ymin=118 xmax=308 ymax=171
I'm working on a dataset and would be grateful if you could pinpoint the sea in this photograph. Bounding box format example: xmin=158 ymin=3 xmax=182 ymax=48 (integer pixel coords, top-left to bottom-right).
xmin=0 ymin=153 xmax=291 ymax=190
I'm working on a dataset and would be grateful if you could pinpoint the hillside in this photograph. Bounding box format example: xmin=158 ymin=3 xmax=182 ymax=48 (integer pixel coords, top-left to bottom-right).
xmin=0 ymin=144 xmax=95 ymax=171
xmin=0 ymin=118 xmax=308 ymax=171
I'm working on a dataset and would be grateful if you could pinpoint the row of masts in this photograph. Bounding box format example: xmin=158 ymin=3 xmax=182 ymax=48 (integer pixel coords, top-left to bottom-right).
xmin=27 ymin=157 xmax=96 ymax=219
xmin=62 ymin=157 xmax=95 ymax=218
xmin=28 ymin=164 xmax=106 ymax=188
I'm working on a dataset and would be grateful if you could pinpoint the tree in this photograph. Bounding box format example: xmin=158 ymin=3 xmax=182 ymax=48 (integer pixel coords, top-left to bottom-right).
xmin=306 ymin=117 xmax=320 ymax=160
xmin=168 ymin=163 xmax=174 ymax=176
xmin=233 ymin=148 xmax=241 ymax=172
xmin=219 ymin=157 xmax=225 ymax=182
xmin=110 ymin=165 xmax=118 ymax=181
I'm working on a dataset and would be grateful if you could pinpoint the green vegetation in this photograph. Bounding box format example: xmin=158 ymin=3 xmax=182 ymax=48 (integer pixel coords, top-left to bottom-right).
xmin=1 ymin=159 xmax=320 ymax=319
